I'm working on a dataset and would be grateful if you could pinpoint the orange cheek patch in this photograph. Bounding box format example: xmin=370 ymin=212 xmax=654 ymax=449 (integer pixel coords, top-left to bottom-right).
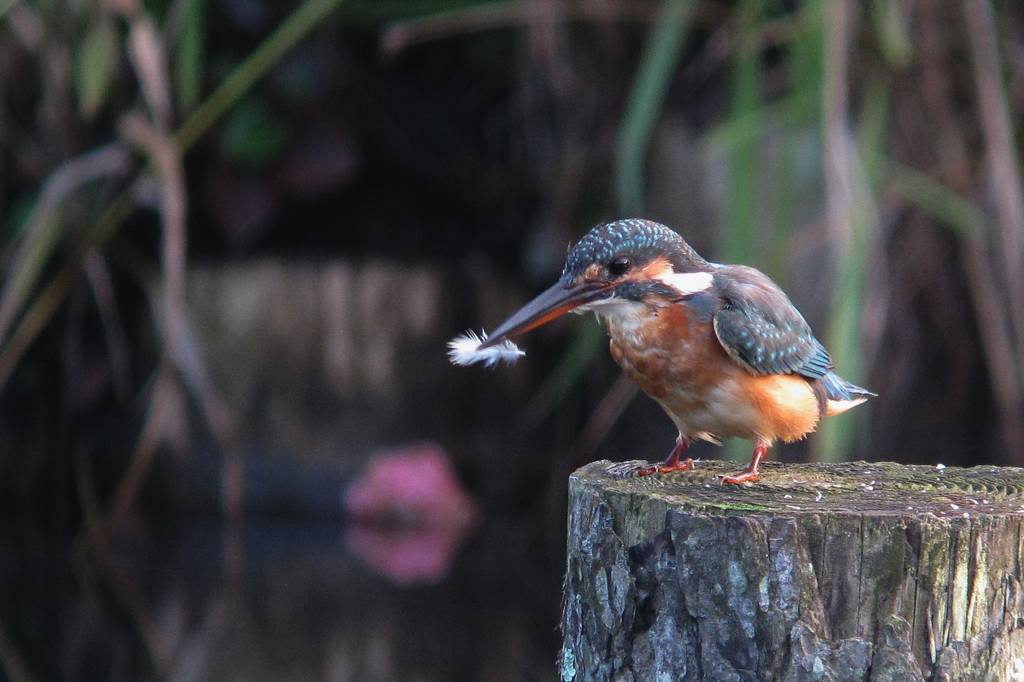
xmin=639 ymin=256 xmax=673 ymax=280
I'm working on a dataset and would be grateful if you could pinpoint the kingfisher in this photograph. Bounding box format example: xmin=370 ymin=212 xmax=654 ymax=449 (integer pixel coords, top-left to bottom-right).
xmin=451 ymin=219 xmax=874 ymax=484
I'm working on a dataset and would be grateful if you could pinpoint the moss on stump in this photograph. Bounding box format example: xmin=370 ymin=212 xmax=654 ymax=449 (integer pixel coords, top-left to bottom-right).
xmin=560 ymin=460 xmax=1024 ymax=681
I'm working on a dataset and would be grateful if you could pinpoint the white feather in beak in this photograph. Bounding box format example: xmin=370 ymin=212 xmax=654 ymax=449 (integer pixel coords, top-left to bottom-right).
xmin=447 ymin=330 xmax=525 ymax=367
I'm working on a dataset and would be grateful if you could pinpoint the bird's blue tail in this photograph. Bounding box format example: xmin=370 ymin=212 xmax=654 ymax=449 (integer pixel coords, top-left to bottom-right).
xmin=820 ymin=372 xmax=875 ymax=401
xmin=819 ymin=372 xmax=875 ymax=416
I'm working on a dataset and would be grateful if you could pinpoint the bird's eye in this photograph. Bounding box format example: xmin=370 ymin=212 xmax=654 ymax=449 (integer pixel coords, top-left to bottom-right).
xmin=608 ymin=257 xmax=631 ymax=277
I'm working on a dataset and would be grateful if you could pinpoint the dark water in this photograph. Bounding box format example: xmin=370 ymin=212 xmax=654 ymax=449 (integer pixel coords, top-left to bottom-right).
xmin=3 ymin=514 xmax=563 ymax=681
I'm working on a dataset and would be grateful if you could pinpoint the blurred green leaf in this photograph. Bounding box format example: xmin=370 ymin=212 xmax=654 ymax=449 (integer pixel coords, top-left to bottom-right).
xmin=338 ymin=0 xmax=503 ymax=24
xmin=870 ymin=0 xmax=911 ymax=68
xmin=221 ymin=97 xmax=289 ymax=166
xmin=175 ymin=0 xmax=206 ymax=112
xmin=813 ymin=76 xmax=887 ymax=463
xmin=784 ymin=1 xmax=825 ymax=134
xmin=766 ymin=127 xmax=802 ymax=282
xmin=175 ymin=0 xmax=346 ymax=152
xmin=76 ymin=17 xmax=118 ymax=120
xmin=615 ymin=0 xmax=693 ymax=215
xmin=706 ymin=92 xmax=818 ymax=151
xmin=816 ymin=253 xmax=866 ymax=461
xmin=722 ymin=0 xmax=760 ymax=267
xmin=885 ymin=161 xmax=986 ymax=239
xmin=857 ymin=77 xmax=890 ymax=183
xmin=0 ymin=0 xmax=17 ymax=22
xmin=2 ymin=193 xmax=38 ymax=244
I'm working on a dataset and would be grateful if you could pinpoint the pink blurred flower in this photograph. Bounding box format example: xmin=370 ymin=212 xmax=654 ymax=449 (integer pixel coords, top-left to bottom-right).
xmin=342 ymin=443 xmax=478 ymax=585
xmin=344 ymin=524 xmax=467 ymax=586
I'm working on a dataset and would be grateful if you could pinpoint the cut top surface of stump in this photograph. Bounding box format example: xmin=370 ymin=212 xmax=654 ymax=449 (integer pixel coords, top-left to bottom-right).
xmin=578 ymin=459 xmax=1024 ymax=520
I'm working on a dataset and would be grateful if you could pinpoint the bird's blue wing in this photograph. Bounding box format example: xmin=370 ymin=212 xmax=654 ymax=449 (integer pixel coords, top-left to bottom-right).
xmin=711 ymin=266 xmax=832 ymax=379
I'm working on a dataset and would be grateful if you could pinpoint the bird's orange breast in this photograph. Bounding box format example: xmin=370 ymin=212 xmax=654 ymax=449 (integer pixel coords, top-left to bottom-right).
xmin=606 ymin=302 xmax=820 ymax=443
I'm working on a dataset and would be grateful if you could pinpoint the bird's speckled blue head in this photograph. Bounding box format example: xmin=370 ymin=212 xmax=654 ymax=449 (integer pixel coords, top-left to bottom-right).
xmin=562 ymin=219 xmax=708 ymax=280
xmin=479 ymin=219 xmax=710 ymax=348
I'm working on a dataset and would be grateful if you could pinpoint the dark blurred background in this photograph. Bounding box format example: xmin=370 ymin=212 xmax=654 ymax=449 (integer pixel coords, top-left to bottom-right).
xmin=2 ymin=0 xmax=1024 ymax=679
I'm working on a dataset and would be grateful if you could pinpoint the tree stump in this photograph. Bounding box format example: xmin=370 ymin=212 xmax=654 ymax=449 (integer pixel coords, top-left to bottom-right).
xmin=559 ymin=460 xmax=1024 ymax=682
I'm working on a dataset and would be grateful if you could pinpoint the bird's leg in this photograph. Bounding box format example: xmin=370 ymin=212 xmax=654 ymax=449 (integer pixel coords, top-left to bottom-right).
xmin=635 ymin=437 xmax=694 ymax=477
xmin=722 ymin=439 xmax=769 ymax=485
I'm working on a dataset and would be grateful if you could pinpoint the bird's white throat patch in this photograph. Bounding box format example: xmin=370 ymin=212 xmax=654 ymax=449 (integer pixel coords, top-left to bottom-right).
xmin=655 ymin=270 xmax=714 ymax=296
xmin=575 ymin=297 xmax=649 ymax=342
xmin=574 ymin=297 xmax=644 ymax=317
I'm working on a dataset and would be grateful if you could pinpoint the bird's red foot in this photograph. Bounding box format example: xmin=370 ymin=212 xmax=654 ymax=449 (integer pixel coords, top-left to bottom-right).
xmin=635 ymin=458 xmax=695 ymax=477
xmin=721 ymin=439 xmax=768 ymax=485
xmin=721 ymin=469 xmax=760 ymax=485
xmin=635 ymin=438 xmax=693 ymax=477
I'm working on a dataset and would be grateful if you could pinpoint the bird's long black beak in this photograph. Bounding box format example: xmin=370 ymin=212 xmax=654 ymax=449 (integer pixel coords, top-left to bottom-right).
xmin=479 ymin=278 xmax=610 ymax=349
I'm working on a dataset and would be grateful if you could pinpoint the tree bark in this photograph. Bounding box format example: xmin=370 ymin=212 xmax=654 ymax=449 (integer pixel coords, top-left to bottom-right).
xmin=559 ymin=459 xmax=1024 ymax=681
